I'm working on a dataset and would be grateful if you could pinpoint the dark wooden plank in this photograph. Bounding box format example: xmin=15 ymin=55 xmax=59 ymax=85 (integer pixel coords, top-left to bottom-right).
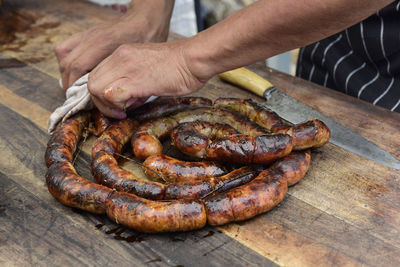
xmin=268 ymin=194 xmax=400 ymax=266
xmin=0 ymin=0 xmax=120 ymax=79
xmin=0 ymin=103 xmax=277 ymax=266
xmin=0 ymin=61 xmax=64 ymax=112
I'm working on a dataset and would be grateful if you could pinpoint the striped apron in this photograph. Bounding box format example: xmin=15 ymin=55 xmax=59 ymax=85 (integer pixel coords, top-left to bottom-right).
xmin=297 ymin=1 xmax=400 ymax=112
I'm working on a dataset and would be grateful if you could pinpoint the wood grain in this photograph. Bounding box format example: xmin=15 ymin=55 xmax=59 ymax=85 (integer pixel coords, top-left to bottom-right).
xmin=1 ymin=0 xmax=400 ymax=266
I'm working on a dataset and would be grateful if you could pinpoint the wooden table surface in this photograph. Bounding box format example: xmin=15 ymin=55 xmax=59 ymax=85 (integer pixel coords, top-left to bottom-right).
xmin=1 ymin=0 xmax=400 ymax=266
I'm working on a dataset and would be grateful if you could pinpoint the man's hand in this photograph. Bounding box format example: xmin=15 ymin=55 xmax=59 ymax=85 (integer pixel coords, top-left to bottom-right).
xmin=55 ymin=0 xmax=174 ymax=90
xmin=87 ymin=40 xmax=206 ymax=119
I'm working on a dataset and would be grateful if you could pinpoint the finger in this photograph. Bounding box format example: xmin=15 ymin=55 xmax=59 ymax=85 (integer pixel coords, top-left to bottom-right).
xmin=88 ymin=54 xmax=123 ymax=95
xmin=67 ymin=45 xmax=114 ymax=89
xmin=60 ymin=47 xmax=82 ymax=90
xmin=54 ymin=33 xmax=82 ymax=63
xmin=107 ymin=97 xmax=147 ymax=111
xmin=125 ymin=97 xmax=149 ymax=110
xmin=103 ymin=77 xmax=153 ymax=104
xmin=60 ymin=36 xmax=111 ymax=90
xmin=103 ymin=79 xmax=132 ymax=103
xmin=91 ymin=95 xmax=126 ymax=119
xmin=57 ymin=35 xmax=85 ymax=90
xmin=61 ymin=63 xmax=71 ymax=91
xmin=67 ymin=62 xmax=90 ymax=91
xmin=61 ymin=50 xmax=89 ymax=90
xmin=88 ymin=67 xmax=126 ymax=111
xmin=88 ymin=69 xmax=135 ymax=111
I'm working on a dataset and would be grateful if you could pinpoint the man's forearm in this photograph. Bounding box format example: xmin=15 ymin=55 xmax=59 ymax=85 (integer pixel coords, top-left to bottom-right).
xmin=185 ymin=0 xmax=393 ymax=81
xmin=117 ymin=0 xmax=175 ymax=42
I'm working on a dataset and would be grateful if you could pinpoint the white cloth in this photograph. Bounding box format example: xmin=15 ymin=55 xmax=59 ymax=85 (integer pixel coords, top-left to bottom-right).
xmin=48 ymin=74 xmax=92 ymax=133
xmin=47 ymin=74 xmax=157 ymax=133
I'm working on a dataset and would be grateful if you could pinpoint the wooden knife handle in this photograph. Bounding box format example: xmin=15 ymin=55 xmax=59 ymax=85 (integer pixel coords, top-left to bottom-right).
xmin=218 ymin=67 xmax=274 ymax=98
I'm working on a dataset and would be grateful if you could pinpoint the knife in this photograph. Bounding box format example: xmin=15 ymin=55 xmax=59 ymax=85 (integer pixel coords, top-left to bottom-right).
xmin=218 ymin=67 xmax=400 ymax=170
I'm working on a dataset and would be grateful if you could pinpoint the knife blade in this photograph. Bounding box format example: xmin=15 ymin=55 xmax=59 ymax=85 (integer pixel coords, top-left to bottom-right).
xmin=218 ymin=67 xmax=400 ymax=170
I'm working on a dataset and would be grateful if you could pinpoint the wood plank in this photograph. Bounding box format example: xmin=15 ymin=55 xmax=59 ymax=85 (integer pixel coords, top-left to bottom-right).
xmin=0 ymin=85 xmax=50 ymax=130
xmin=0 ymin=0 xmax=120 ymax=79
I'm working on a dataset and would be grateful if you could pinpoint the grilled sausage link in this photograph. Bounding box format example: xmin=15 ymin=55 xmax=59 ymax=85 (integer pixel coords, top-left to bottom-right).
xmin=143 ymin=154 xmax=228 ymax=183
xmin=204 ymin=168 xmax=288 ymax=225
xmin=46 ymin=161 xmax=112 ymax=214
xmin=89 ymin=109 xmax=112 ymax=136
xmin=270 ymin=150 xmax=311 ymax=186
xmin=132 ymin=107 xmax=266 ymax=160
xmin=106 ymin=192 xmax=207 ymax=233
xmin=171 ymin=121 xmax=293 ymax=164
xmin=214 ymin=98 xmax=330 ymax=150
xmin=128 ymin=96 xmax=212 ymax=122
xmin=205 ymin=134 xmax=293 ymax=164
xmin=170 ymin=121 xmax=239 ymax=158
xmin=45 ymin=112 xmax=112 ymax=213
xmin=45 ymin=112 xmax=90 ymax=167
xmin=91 ymin=118 xmax=165 ymax=200
xmin=163 ymin=167 xmax=257 ymax=200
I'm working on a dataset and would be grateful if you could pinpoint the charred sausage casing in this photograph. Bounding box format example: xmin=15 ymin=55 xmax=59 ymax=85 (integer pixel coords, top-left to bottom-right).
xmin=46 ymin=161 xmax=112 ymax=214
xmin=171 ymin=121 xmax=293 ymax=164
xmin=106 ymin=192 xmax=207 ymax=233
xmin=143 ymin=154 xmax=228 ymax=183
xmin=214 ymin=98 xmax=330 ymax=150
xmin=132 ymin=107 xmax=267 ymax=160
xmin=271 ymin=150 xmax=311 ymax=186
xmin=170 ymin=121 xmax=239 ymax=158
xmin=45 ymin=112 xmax=90 ymax=167
xmin=128 ymin=96 xmax=213 ymax=122
xmin=205 ymin=168 xmax=288 ymax=225
xmin=89 ymin=109 xmax=111 ymax=136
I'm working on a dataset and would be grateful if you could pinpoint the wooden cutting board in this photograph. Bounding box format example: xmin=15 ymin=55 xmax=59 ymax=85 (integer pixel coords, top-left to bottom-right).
xmin=1 ymin=0 xmax=400 ymax=266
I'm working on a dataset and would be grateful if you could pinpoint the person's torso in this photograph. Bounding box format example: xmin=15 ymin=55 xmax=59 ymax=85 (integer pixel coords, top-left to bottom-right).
xmin=297 ymin=1 xmax=400 ymax=112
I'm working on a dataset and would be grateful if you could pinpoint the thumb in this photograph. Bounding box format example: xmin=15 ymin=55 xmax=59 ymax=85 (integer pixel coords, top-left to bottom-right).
xmin=125 ymin=97 xmax=149 ymax=110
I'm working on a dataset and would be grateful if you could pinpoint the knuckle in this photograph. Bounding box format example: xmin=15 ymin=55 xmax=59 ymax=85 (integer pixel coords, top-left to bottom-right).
xmin=54 ymin=43 xmax=63 ymax=54
xmin=59 ymin=60 xmax=69 ymax=73
xmin=87 ymin=75 xmax=97 ymax=94
xmin=70 ymin=62 xmax=83 ymax=74
xmin=115 ymin=44 xmax=131 ymax=58
xmin=54 ymin=43 xmax=68 ymax=58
